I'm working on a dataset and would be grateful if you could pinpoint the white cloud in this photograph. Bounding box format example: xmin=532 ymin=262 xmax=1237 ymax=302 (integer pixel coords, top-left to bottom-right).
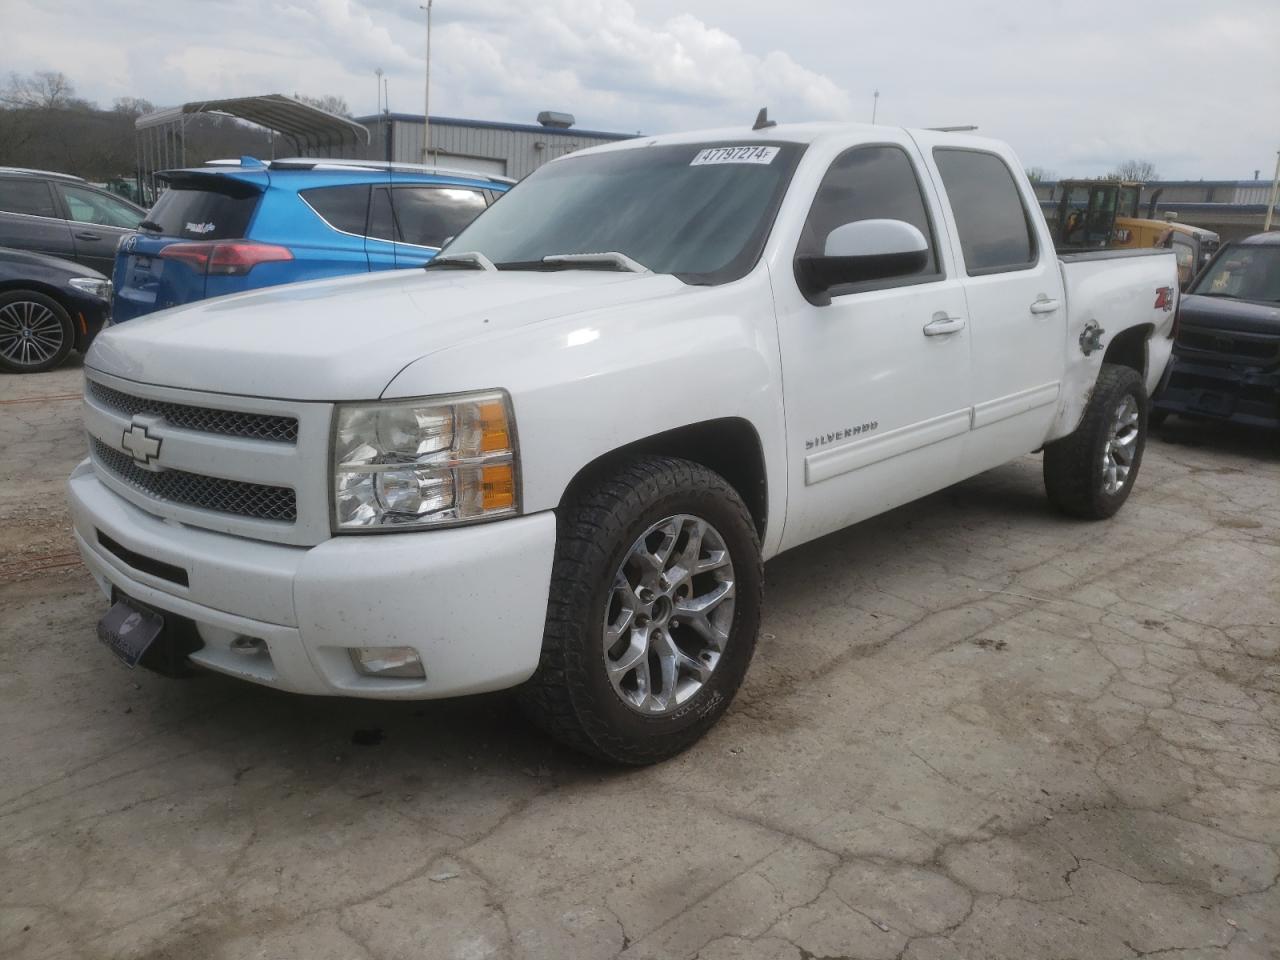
xmin=1 ymin=0 xmax=1276 ymax=178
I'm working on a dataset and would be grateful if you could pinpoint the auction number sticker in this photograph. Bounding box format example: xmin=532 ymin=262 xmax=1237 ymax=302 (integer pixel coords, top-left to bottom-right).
xmin=690 ymin=145 xmax=780 ymax=166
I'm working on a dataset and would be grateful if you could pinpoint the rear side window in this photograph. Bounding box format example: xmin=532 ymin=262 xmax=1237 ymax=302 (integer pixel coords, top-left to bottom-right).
xmin=301 ymin=184 xmax=370 ymax=235
xmin=147 ymin=182 xmax=260 ymax=240
xmin=798 ymin=144 xmax=940 ymax=294
xmin=392 ymin=186 xmax=488 ymax=248
xmin=368 ymin=187 xmax=398 ymax=242
xmin=933 ymin=149 xmax=1036 ymax=275
xmin=0 ymin=178 xmax=57 ymax=218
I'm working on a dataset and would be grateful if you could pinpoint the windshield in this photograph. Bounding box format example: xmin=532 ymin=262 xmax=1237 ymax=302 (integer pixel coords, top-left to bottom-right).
xmin=1191 ymin=244 xmax=1280 ymax=303
xmin=442 ymin=141 xmax=804 ymax=283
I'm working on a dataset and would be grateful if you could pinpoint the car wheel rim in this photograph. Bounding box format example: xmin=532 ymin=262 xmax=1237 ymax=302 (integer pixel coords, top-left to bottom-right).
xmin=0 ymin=301 xmax=63 ymax=368
xmin=1101 ymin=394 xmax=1140 ymax=495
xmin=603 ymin=513 xmax=736 ymax=716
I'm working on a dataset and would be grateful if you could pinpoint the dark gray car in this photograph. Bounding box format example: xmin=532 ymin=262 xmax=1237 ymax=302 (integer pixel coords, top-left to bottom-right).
xmin=0 ymin=168 xmax=146 ymax=275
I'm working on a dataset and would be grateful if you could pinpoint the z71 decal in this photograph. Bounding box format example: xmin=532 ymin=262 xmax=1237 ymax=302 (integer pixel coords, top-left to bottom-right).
xmin=806 ymin=421 xmax=879 ymax=451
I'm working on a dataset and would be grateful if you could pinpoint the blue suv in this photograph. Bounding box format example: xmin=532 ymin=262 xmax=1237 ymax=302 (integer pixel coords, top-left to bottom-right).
xmin=111 ymin=158 xmax=511 ymax=322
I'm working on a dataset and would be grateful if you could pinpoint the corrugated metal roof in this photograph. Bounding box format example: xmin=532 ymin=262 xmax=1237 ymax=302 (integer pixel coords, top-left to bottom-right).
xmin=356 ymin=113 xmax=636 ymax=140
xmin=137 ymin=95 xmax=370 ymax=152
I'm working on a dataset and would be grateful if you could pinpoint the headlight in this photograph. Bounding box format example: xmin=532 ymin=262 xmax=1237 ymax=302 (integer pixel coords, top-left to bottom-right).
xmin=332 ymin=391 xmax=518 ymax=531
xmin=69 ymin=277 xmax=112 ymax=301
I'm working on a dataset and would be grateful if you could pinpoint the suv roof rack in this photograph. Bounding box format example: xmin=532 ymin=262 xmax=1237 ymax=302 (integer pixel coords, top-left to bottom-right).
xmin=0 ymin=166 xmax=87 ymax=182
xmin=264 ymin=157 xmax=517 ymax=185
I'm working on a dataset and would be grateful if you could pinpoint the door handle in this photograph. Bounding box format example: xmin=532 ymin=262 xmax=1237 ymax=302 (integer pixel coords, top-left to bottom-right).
xmin=75 ymin=232 xmax=101 ymax=241
xmin=923 ymin=314 xmax=966 ymax=336
xmin=1030 ymin=297 xmax=1061 ymax=314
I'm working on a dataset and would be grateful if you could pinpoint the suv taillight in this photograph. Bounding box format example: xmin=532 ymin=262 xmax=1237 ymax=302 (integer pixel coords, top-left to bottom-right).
xmin=159 ymin=241 xmax=293 ymax=276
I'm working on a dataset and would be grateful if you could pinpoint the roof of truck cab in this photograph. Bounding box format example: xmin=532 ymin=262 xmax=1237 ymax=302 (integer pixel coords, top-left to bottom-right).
xmin=560 ymin=122 xmax=1009 ymax=158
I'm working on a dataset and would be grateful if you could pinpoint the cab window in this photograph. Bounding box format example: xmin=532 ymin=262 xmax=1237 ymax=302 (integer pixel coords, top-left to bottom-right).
xmin=933 ymin=149 xmax=1037 ymax=274
xmin=797 ymin=144 xmax=941 ymax=296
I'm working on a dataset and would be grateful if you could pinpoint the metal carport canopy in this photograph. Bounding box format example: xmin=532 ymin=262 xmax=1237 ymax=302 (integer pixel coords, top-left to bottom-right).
xmin=135 ymin=94 xmax=370 ymax=152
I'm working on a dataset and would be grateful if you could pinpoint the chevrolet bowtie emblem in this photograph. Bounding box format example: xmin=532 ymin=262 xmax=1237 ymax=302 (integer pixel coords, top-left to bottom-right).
xmin=121 ymin=422 xmax=162 ymax=466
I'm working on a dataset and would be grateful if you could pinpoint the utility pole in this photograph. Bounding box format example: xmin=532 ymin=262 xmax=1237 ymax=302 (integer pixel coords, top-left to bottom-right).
xmin=420 ymin=1 xmax=433 ymax=164
xmin=1265 ymin=148 xmax=1280 ymax=232
xmin=871 ymin=89 xmax=880 ymax=124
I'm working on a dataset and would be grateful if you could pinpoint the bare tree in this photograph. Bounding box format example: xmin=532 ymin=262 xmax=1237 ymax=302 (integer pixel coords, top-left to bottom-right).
xmin=1110 ymin=159 xmax=1158 ymax=182
xmin=1 ymin=70 xmax=83 ymax=109
xmin=1025 ymin=166 xmax=1056 ymax=184
xmin=295 ymin=93 xmax=351 ymax=117
xmin=112 ymin=96 xmax=156 ymax=117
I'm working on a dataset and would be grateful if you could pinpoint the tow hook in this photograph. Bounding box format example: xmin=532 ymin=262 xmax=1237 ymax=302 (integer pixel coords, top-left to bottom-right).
xmin=1079 ymin=321 xmax=1105 ymax=356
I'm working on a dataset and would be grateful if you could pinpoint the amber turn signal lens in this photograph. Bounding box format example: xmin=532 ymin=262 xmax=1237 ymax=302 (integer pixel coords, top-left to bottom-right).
xmin=481 ymin=463 xmax=515 ymax=511
xmin=478 ymin=400 xmax=511 ymax=453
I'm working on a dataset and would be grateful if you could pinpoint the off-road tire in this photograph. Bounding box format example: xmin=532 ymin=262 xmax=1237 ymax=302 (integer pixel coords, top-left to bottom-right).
xmin=518 ymin=456 xmax=763 ymax=764
xmin=1043 ymin=362 xmax=1148 ymax=520
xmin=0 ymin=290 xmax=74 ymax=374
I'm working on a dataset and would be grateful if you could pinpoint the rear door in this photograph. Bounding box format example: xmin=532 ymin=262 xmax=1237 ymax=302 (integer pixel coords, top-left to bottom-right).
xmin=55 ymin=183 xmax=144 ymax=273
xmin=389 ymin=184 xmax=489 ymax=265
xmin=112 ymin=173 xmax=263 ymax=321
xmin=919 ymin=137 xmax=1067 ymax=473
xmin=0 ymin=177 xmax=76 ymax=262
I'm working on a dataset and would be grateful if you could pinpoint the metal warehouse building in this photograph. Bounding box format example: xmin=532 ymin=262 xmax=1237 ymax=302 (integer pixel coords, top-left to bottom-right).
xmin=355 ymin=113 xmax=637 ymax=180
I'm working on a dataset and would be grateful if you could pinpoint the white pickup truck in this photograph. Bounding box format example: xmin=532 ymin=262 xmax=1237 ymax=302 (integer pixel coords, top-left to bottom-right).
xmin=70 ymin=121 xmax=1178 ymax=763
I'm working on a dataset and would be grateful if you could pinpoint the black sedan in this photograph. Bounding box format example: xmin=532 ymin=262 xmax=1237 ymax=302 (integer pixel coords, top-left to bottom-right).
xmin=0 ymin=246 xmax=111 ymax=373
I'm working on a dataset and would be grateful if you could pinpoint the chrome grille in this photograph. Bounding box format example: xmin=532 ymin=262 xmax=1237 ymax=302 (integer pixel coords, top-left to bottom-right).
xmin=87 ymin=381 xmax=299 ymax=443
xmin=91 ymin=438 xmax=297 ymax=522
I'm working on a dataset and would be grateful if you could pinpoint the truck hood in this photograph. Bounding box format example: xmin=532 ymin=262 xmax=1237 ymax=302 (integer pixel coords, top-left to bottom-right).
xmin=1178 ymin=293 xmax=1280 ymax=336
xmin=87 ymin=268 xmax=689 ymax=399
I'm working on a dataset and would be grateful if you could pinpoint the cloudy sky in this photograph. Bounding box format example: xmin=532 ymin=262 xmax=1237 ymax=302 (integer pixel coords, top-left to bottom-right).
xmin=3 ymin=0 xmax=1278 ymax=179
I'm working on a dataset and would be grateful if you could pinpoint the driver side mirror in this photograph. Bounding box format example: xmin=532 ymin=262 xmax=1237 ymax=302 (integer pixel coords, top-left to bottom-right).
xmin=795 ymin=219 xmax=930 ymax=305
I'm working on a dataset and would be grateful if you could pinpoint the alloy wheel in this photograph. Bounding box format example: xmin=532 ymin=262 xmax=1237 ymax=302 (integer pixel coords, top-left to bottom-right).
xmin=0 ymin=300 xmax=64 ymax=369
xmin=1101 ymin=394 xmax=1140 ymax=495
xmin=602 ymin=513 xmax=736 ymax=715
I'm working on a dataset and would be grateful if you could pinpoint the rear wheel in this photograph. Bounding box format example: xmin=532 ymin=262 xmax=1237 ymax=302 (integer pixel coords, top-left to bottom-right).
xmin=1043 ymin=363 xmax=1149 ymax=519
xmin=519 ymin=456 xmax=763 ymax=764
xmin=0 ymin=291 xmax=74 ymax=373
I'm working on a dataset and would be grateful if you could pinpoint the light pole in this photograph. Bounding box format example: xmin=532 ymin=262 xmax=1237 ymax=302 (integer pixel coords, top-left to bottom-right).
xmin=871 ymin=89 xmax=880 ymax=124
xmin=420 ymin=1 xmax=433 ymax=164
xmin=1265 ymin=148 xmax=1280 ymax=232
xmin=375 ymin=67 xmax=383 ymax=117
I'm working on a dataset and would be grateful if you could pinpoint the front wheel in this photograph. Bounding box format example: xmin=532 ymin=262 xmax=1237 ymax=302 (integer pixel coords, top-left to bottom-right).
xmin=1043 ymin=363 xmax=1149 ymax=520
xmin=519 ymin=456 xmax=763 ymax=764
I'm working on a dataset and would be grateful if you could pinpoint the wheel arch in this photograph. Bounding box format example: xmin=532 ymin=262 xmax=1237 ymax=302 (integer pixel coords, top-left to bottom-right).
xmin=557 ymin=417 xmax=769 ymax=539
xmin=1101 ymin=323 xmax=1153 ymax=381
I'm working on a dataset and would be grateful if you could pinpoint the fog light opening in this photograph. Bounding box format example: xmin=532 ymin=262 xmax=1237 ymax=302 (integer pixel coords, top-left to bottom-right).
xmin=350 ymin=646 xmax=426 ymax=679
xmin=230 ymin=636 xmax=267 ymax=656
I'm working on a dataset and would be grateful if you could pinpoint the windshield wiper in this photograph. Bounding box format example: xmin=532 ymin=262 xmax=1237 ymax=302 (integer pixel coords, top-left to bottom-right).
xmin=541 ymin=252 xmax=651 ymax=274
xmin=137 ymin=219 xmax=163 ymax=233
xmin=423 ymin=251 xmax=497 ymax=272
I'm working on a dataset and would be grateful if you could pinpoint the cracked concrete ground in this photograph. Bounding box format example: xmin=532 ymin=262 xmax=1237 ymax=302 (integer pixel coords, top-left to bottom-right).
xmin=2 ymin=363 xmax=1278 ymax=960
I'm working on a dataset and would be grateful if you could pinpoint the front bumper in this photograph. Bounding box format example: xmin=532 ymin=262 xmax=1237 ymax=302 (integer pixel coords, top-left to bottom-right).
xmin=1154 ymin=355 xmax=1280 ymax=429
xmin=68 ymin=461 xmax=556 ymax=699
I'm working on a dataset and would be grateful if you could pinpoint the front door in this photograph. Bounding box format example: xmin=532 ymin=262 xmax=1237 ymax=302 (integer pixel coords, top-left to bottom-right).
xmin=774 ymin=139 xmax=972 ymax=551
xmin=56 ymin=183 xmax=142 ymax=273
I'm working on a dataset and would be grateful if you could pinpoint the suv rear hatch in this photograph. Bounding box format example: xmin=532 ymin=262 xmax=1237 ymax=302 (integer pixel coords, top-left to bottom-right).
xmin=111 ymin=170 xmax=266 ymax=322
